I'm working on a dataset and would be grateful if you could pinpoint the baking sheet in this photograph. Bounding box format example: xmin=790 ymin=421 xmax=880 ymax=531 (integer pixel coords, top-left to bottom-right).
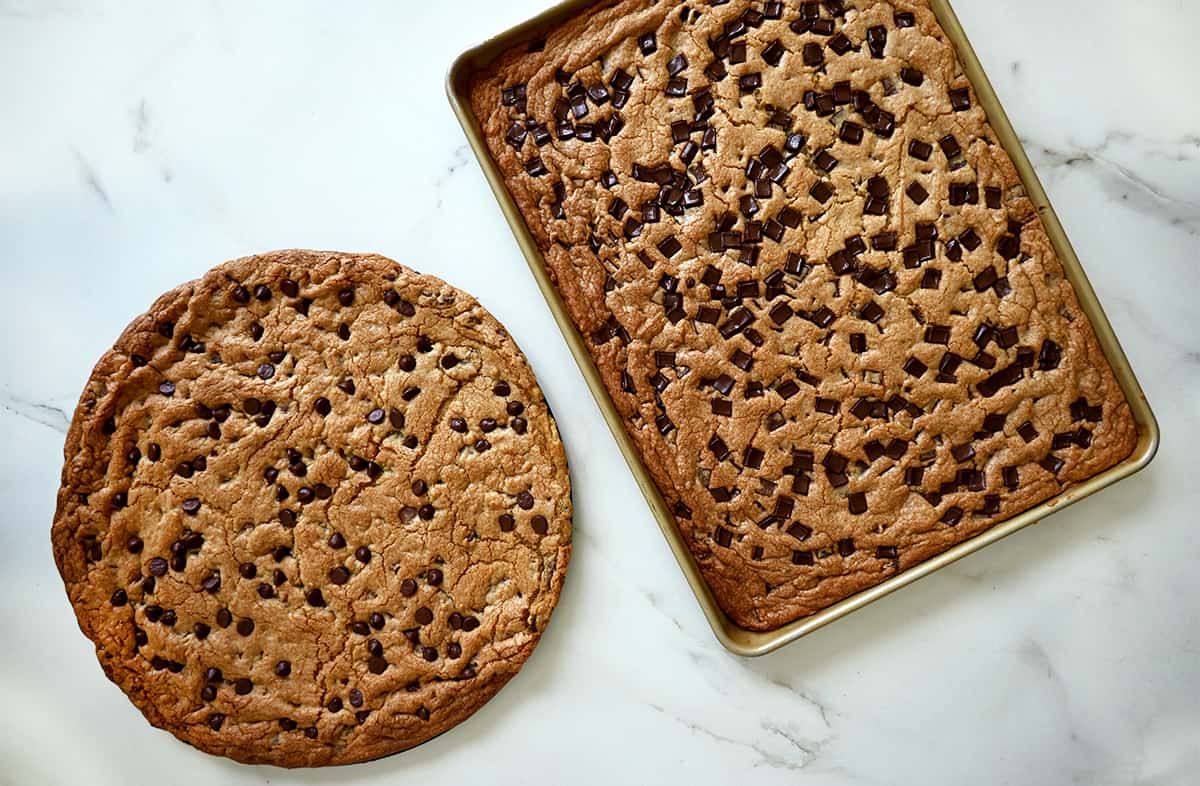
xmin=446 ymin=0 xmax=1159 ymax=656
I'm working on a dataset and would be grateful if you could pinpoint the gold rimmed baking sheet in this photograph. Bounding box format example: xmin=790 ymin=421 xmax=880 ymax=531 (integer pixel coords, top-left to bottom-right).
xmin=446 ymin=0 xmax=1159 ymax=656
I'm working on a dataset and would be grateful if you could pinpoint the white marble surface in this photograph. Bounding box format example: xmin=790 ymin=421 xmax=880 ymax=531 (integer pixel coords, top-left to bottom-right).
xmin=2 ymin=1 xmax=1197 ymax=783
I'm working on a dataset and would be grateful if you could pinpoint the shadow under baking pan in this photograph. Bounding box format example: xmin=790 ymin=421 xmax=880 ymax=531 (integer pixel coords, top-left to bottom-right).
xmin=740 ymin=464 xmax=1160 ymax=677
xmin=446 ymin=0 xmax=1160 ymax=656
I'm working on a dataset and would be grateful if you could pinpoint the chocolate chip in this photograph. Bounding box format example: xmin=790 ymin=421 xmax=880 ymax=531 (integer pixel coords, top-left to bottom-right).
xmin=399 ymin=578 xmax=418 ymax=597
xmin=211 ymin=608 xmax=230 ymax=629
xmin=368 ymin=657 xmax=388 ymax=674
xmin=355 ymin=546 xmax=371 ymax=564
xmin=305 ymin=588 xmax=326 ymax=607
xmin=236 ymin=618 xmax=254 ymax=636
xmin=531 ymin=515 xmax=549 ymax=535
xmin=147 ymin=557 xmax=168 ymax=576
xmin=415 ymin=607 xmax=433 ymax=625
xmin=200 ymin=571 xmax=221 ymax=593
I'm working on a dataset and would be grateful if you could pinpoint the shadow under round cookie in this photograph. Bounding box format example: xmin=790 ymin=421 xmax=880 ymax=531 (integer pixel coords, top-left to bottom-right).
xmin=50 ymin=250 xmax=572 ymax=767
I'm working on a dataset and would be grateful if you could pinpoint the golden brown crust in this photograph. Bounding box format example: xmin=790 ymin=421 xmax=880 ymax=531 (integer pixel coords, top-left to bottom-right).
xmin=469 ymin=0 xmax=1134 ymax=630
xmin=52 ymin=250 xmax=571 ymax=765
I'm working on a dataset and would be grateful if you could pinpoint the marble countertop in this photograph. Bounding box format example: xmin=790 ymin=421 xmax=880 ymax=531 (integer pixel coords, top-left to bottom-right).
xmin=2 ymin=1 xmax=1197 ymax=783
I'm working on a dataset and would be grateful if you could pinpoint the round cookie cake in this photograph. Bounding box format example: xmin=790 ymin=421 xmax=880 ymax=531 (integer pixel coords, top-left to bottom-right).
xmin=51 ymin=250 xmax=572 ymax=766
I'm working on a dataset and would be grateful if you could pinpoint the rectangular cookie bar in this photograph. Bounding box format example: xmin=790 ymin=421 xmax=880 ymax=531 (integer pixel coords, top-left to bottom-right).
xmin=469 ymin=0 xmax=1136 ymax=631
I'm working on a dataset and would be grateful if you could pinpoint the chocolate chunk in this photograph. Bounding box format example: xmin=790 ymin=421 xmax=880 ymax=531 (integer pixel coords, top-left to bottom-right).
xmin=940 ymin=507 xmax=963 ymax=526
xmin=867 ymin=25 xmax=887 ymax=58
xmin=802 ymin=42 xmax=824 ymax=66
xmin=762 ymin=40 xmax=785 ymax=67
xmin=902 ymin=357 xmax=928 ymax=378
xmin=738 ymin=73 xmax=762 ymax=92
xmin=938 ymin=135 xmax=962 ymax=161
xmin=809 ymin=181 xmax=834 ymax=203
xmin=908 ymin=140 xmax=932 ymax=160
xmin=1038 ymin=340 xmax=1062 ymax=370
xmin=859 ymin=301 xmax=884 ymax=323
xmin=949 ymin=88 xmax=971 ymax=111
xmin=1040 ymin=455 xmax=1065 ymax=474
xmin=925 ymin=325 xmax=951 ymax=345
xmin=900 ymin=67 xmax=924 ymax=86
xmin=906 ymin=182 xmax=929 ymax=205
xmin=839 ymin=121 xmax=863 ymax=144
xmin=638 ymin=32 xmax=656 ymax=54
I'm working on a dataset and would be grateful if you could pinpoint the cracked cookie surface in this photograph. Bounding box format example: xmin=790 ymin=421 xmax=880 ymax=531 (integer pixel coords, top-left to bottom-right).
xmin=52 ymin=250 xmax=571 ymax=766
xmin=470 ymin=0 xmax=1134 ymax=630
